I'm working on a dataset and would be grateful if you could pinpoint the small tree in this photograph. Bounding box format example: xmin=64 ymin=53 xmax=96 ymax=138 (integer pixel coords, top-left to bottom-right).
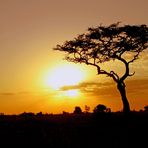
xmin=73 ymin=106 xmax=82 ymax=114
xmin=144 ymin=105 xmax=148 ymax=112
xmin=93 ymin=104 xmax=107 ymax=114
xmin=84 ymin=105 xmax=90 ymax=113
xmin=54 ymin=23 xmax=148 ymax=114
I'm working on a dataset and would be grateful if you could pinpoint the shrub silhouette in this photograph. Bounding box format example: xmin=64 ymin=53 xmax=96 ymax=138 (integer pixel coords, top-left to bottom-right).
xmin=36 ymin=112 xmax=43 ymax=116
xmin=73 ymin=106 xmax=82 ymax=114
xmin=144 ymin=105 xmax=148 ymax=112
xmin=84 ymin=105 xmax=90 ymax=113
xmin=93 ymin=104 xmax=107 ymax=114
xmin=19 ymin=112 xmax=35 ymax=117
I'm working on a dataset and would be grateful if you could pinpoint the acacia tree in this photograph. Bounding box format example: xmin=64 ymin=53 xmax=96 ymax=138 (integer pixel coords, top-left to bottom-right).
xmin=54 ymin=23 xmax=148 ymax=114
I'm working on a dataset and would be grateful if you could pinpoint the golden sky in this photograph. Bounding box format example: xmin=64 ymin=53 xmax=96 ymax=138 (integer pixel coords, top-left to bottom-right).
xmin=0 ymin=0 xmax=148 ymax=114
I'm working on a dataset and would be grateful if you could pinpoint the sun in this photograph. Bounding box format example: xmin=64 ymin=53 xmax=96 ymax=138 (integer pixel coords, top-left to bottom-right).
xmin=64 ymin=89 xmax=79 ymax=97
xmin=45 ymin=64 xmax=84 ymax=90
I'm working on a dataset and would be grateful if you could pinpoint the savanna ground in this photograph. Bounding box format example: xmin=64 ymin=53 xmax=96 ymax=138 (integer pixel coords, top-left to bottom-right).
xmin=0 ymin=111 xmax=147 ymax=148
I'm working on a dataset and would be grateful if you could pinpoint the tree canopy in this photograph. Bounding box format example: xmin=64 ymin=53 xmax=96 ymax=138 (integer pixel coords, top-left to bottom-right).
xmin=55 ymin=23 xmax=148 ymax=82
xmin=54 ymin=23 xmax=148 ymax=114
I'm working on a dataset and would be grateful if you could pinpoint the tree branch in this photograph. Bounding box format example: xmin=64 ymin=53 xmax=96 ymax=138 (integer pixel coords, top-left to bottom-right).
xmin=128 ymin=51 xmax=140 ymax=64
xmin=129 ymin=71 xmax=135 ymax=76
xmin=110 ymin=71 xmax=120 ymax=80
xmin=85 ymin=60 xmax=119 ymax=82
xmin=116 ymin=56 xmax=134 ymax=82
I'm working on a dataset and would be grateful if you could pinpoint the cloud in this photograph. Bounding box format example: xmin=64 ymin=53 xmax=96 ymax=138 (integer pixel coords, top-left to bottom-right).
xmin=0 ymin=91 xmax=31 ymax=96
xmin=17 ymin=91 xmax=31 ymax=95
xmin=60 ymin=81 xmax=116 ymax=97
xmin=60 ymin=82 xmax=113 ymax=91
xmin=126 ymin=79 xmax=148 ymax=93
xmin=0 ymin=92 xmax=15 ymax=96
xmin=60 ymin=79 xmax=148 ymax=97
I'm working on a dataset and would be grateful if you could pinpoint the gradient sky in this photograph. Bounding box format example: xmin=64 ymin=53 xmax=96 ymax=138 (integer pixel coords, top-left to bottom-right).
xmin=0 ymin=0 xmax=148 ymax=114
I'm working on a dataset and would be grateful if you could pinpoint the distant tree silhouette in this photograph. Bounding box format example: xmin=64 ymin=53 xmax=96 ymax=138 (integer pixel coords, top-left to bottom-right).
xmin=106 ymin=107 xmax=111 ymax=113
xmin=84 ymin=105 xmax=90 ymax=113
xmin=144 ymin=105 xmax=148 ymax=112
xmin=73 ymin=106 xmax=82 ymax=114
xmin=36 ymin=112 xmax=43 ymax=116
xmin=62 ymin=111 xmax=69 ymax=115
xmin=19 ymin=112 xmax=35 ymax=117
xmin=93 ymin=104 xmax=107 ymax=114
xmin=54 ymin=23 xmax=148 ymax=114
xmin=0 ymin=113 xmax=4 ymax=116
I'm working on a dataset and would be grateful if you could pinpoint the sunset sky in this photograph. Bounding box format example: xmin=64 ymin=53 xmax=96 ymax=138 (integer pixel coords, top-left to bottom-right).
xmin=0 ymin=0 xmax=148 ymax=114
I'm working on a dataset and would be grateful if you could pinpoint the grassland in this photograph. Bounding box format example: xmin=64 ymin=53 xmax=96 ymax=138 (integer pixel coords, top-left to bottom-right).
xmin=0 ymin=112 xmax=147 ymax=148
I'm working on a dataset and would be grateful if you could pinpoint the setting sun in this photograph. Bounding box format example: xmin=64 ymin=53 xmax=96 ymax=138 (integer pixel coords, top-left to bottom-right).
xmin=64 ymin=89 xmax=79 ymax=97
xmin=45 ymin=64 xmax=85 ymax=90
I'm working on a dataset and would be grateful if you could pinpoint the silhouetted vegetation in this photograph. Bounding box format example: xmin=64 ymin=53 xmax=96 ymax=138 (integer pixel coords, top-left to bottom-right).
xmin=93 ymin=104 xmax=111 ymax=114
xmin=84 ymin=105 xmax=90 ymax=113
xmin=144 ymin=105 xmax=148 ymax=112
xmin=0 ymin=109 xmax=147 ymax=147
xmin=54 ymin=23 xmax=148 ymax=114
xmin=73 ymin=106 xmax=82 ymax=114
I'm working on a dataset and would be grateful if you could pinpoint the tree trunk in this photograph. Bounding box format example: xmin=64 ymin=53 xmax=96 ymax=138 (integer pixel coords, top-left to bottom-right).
xmin=117 ymin=81 xmax=130 ymax=114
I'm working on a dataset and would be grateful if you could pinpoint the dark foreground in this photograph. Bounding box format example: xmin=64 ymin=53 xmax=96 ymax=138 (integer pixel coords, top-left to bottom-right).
xmin=0 ymin=112 xmax=147 ymax=148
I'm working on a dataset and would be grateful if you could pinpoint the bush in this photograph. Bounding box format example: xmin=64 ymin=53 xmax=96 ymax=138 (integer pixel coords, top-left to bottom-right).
xmin=93 ymin=104 xmax=111 ymax=114
xmin=144 ymin=105 xmax=148 ymax=112
xmin=73 ymin=106 xmax=82 ymax=114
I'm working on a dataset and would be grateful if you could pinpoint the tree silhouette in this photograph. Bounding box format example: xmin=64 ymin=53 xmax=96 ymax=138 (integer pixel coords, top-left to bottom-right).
xmin=54 ymin=23 xmax=148 ymax=114
xmin=73 ymin=106 xmax=82 ymax=114
xmin=93 ymin=104 xmax=107 ymax=114
xmin=84 ymin=105 xmax=90 ymax=113
xmin=144 ymin=105 xmax=148 ymax=112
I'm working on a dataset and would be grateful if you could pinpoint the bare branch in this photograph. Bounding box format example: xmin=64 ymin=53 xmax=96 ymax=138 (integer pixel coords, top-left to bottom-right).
xmin=110 ymin=71 xmax=120 ymax=80
xmin=99 ymin=70 xmax=119 ymax=82
xmin=116 ymin=56 xmax=130 ymax=82
xmin=128 ymin=52 xmax=140 ymax=64
xmin=129 ymin=71 xmax=135 ymax=76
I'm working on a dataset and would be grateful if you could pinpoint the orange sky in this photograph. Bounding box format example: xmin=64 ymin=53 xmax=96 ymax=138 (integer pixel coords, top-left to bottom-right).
xmin=0 ymin=0 xmax=148 ymax=114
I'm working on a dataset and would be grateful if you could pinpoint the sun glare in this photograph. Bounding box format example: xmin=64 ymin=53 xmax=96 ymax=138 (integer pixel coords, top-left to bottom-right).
xmin=45 ymin=64 xmax=84 ymax=90
xmin=64 ymin=89 xmax=79 ymax=97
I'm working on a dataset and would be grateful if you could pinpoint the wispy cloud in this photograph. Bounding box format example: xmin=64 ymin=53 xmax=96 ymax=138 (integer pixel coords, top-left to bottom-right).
xmin=126 ymin=79 xmax=148 ymax=93
xmin=0 ymin=91 xmax=31 ymax=96
xmin=60 ymin=82 xmax=113 ymax=91
xmin=60 ymin=79 xmax=148 ymax=97
xmin=17 ymin=91 xmax=31 ymax=95
xmin=60 ymin=81 xmax=116 ymax=97
xmin=0 ymin=92 xmax=15 ymax=96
